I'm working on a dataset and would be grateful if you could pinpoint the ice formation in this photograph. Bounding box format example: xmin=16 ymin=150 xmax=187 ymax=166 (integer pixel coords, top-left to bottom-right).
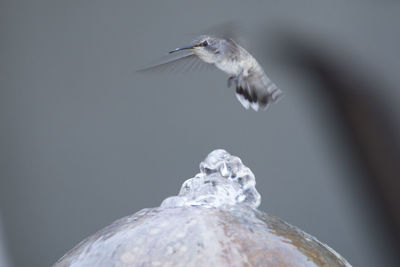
xmin=161 ymin=149 xmax=261 ymax=209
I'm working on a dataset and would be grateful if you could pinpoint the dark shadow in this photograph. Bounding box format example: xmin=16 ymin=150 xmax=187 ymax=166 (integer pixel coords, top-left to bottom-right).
xmin=270 ymin=30 xmax=400 ymax=264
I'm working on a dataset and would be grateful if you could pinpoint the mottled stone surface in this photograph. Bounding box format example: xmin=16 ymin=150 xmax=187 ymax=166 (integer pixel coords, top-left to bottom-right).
xmin=54 ymin=150 xmax=351 ymax=267
xmin=54 ymin=206 xmax=350 ymax=267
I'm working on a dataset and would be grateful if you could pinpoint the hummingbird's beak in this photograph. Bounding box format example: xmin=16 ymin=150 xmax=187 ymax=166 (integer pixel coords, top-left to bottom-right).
xmin=169 ymin=45 xmax=195 ymax=54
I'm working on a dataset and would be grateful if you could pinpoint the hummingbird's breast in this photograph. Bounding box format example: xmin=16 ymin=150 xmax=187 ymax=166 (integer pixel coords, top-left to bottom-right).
xmin=194 ymin=48 xmax=243 ymax=76
xmin=194 ymin=38 xmax=262 ymax=77
xmin=215 ymin=53 xmax=261 ymax=77
xmin=215 ymin=59 xmax=243 ymax=76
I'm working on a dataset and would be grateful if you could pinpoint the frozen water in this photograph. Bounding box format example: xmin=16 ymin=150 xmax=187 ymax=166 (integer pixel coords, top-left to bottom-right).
xmin=161 ymin=149 xmax=261 ymax=209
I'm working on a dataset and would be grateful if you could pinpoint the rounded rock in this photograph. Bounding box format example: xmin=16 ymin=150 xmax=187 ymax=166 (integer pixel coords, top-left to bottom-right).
xmin=54 ymin=206 xmax=350 ymax=267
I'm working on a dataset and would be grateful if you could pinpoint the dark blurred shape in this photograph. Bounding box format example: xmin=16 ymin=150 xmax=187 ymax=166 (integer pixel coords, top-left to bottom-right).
xmin=273 ymin=30 xmax=400 ymax=263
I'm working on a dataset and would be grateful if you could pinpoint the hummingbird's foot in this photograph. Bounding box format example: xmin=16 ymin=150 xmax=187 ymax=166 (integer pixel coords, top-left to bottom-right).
xmin=227 ymin=76 xmax=237 ymax=88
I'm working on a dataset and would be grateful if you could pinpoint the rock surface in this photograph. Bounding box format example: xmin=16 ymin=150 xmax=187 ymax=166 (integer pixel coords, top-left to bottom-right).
xmin=54 ymin=149 xmax=351 ymax=267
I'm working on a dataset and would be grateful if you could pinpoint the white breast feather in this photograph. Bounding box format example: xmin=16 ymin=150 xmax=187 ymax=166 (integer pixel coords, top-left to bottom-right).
xmin=215 ymin=60 xmax=242 ymax=76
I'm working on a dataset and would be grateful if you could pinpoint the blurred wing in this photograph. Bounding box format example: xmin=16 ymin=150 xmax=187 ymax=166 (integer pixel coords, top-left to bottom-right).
xmin=206 ymin=21 xmax=240 ymax=39
xmin=190 ymin=20 xmax=249 ymax=49
xmin=137 ymin=51 xmax=213 ymax=74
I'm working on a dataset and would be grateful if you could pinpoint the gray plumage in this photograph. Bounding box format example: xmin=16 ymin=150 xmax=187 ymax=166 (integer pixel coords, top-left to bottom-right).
xmin=139 ymin=35 xmax=283 ymax=111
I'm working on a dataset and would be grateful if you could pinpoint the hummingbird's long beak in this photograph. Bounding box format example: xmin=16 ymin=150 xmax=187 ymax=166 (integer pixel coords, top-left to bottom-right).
xmin=169 ymin=45 xmax=195 ymax=54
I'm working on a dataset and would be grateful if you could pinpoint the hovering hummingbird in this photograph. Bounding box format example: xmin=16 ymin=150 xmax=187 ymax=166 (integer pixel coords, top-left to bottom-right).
xmin=139 ymin=35 xmax=283 ymax=111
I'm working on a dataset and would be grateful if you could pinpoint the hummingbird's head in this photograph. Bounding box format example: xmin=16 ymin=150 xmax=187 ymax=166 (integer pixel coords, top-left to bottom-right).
xmin=169 ymin=35 xmax=221 ymax=64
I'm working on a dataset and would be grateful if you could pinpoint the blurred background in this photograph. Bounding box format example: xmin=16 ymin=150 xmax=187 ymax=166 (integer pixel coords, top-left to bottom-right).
xmin=1 ymin=1 xmax=400 ymax=266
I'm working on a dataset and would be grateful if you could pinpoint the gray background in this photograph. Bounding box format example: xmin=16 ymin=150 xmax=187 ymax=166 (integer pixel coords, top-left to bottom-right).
xmin=1 ymin=1 xmax=399 ymax=266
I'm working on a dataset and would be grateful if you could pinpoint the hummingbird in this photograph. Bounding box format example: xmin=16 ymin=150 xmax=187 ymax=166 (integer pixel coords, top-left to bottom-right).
xmin=139 ymin=35 xmax=283 ymax=111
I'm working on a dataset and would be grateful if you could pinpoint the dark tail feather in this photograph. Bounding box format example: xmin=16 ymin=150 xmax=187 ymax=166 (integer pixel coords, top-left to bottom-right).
xmin=234 ymin=82 xmax=283 ymax=111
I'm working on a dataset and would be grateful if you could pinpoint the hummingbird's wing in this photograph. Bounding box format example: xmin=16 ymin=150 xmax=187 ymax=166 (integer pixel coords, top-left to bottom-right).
xmin=233 ymin=71 xmax=284 ymax=111
xmin=137 ymin=51 xmax=213 ymax=74
xmin=190 ymin=21 xmax=248 ymax=47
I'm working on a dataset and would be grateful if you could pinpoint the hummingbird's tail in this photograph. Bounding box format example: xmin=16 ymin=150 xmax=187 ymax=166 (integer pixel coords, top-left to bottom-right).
xmin=258 ymin=82 xmax=284 ymax=109
xmin=231 ymin=75 xmax=283 ymax=111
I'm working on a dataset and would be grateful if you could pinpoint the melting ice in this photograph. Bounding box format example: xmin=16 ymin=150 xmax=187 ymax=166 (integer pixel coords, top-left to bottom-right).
xmin=161 ymin=149 xmax=261 ymax=209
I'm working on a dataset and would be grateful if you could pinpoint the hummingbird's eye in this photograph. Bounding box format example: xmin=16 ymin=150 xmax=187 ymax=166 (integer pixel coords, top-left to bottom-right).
xmin=202 ymin=41 xmax=208 ymax=47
